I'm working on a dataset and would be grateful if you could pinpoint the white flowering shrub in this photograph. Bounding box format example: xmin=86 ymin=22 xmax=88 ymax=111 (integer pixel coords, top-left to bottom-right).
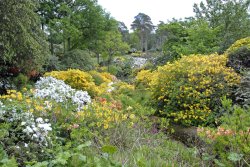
xmin=34 ymin=77 xmax=91 ymax=111
xmin=0 ymin=104 xmax=52 ymax=165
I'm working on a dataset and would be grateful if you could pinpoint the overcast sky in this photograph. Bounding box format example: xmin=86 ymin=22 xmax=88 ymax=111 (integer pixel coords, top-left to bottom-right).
xmin=97 ymin=0 xmax=203 ymax=30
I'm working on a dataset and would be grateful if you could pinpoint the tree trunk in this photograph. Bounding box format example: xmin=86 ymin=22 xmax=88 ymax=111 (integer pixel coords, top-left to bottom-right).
xmin=50 ymin=40 xmax=54 ymax=55
xmin=96 ymin=53 xmax=100 ymax=65
xmin=67 ymin=37 xmax=71 ymax=51
xmin=145 ymin=32 xmax=148 ymax=52
xmin=140 ymin=31 xmax=144 ymax=52
xmin=63 ymin=40 xmax=66 ymax=54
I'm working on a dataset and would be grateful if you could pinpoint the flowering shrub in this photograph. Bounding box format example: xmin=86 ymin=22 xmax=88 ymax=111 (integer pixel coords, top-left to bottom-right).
xmin=74 ymin=97 xmax=136 ymax=131
xmin=45 ymin=69 xmax=116 ymax=97
xmin=35 ymin=77 xmax=91 ymax=111
xmin=150 ymin=54 xmax=240 ymax=125
xmin=45 ymin=69 xmax=98 ymax=97
xmin=135 ymin=70 xmax=154 ymax=88
xmin=113 ymin=82 xmax=135 ymax=96
xmin=0 ymin=101 xmax=52 ymax=165
xmin=89 ymin=70 xmax=113 ymax=86
xmin=198 ymin=98 xmax=250 ymax=166
xmin=225 ymin=37 xmax=250 ymax=55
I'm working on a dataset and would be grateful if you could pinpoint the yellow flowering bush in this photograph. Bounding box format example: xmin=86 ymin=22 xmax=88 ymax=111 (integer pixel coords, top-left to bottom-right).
xmin=150 ymin=54 xmax=240 ymax=125
xmin=89 ymin=71 xmax=114 ymax=85
xmin=45 ymin=69 xmax=117 ymax=97
xmin=45 ymin=69 xmax=99 ymax=97
xmin=0 ymin=89 xmax=49 ymax=114
xmin=75 ymin=97 xmax=136 ymax=130
xmin=225 ymin=37 xmax=250 ymax=73
xmin=113 ymin=81 xmax=135 ymax=96
xmin=135 ymin=70 xmax=154 ymax=88
xmin=225 ymin=37 xmax=250 ymax=55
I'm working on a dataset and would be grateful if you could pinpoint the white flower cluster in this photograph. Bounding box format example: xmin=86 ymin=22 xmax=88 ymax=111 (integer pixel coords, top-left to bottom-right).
xmin=22 ymin=117 xmax=52 ymax=146
xmin=107 ymin=82 xmax=115 ymax=93
xmin=0 ymin=105 xmax=52 ymax=147
xmin=132 ymin=57 xmax=147 ymax=68
xmin=34 ymin=77 xmax=91 ymax=111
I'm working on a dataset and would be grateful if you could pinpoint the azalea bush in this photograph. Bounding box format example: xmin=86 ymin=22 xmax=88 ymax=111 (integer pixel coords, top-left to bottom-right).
xmin=45 ymin=69 xmax=115 ymax=97
xmin=69 ymin=97 xmax=137 ymax=143
xmin=34 ymin=77 xmax=91 ymax=111
xmin=149 ymin=54 xmax=240 ymax=125
xmin=198 ymin=97 xmax=250 ymax=166
xmin=135 ymin=69 xmax=154 ymax=88
xmin=225 ymin=37 xmax=250 ymax=55
xmin=0 ymin=101 xmax=52 ymax=166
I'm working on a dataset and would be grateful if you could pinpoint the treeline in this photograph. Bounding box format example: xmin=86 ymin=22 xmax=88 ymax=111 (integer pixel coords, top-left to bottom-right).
xmin=0 ymin=0 xmax=249 ymax=77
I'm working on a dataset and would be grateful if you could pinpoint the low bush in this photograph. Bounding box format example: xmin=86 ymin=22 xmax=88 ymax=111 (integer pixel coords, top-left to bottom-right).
xmin=234 ymin=71 xmax=250 ymax=108
xmin=0 ymin=100 xmax=52 ymax=166
xmin=198 ymin=97 xmax=250 ymax=166
xmin=225 ymin=37 xmax=250 ymax=55
xmin=45 ymin=69 xmax=99 ymax=97
xmin=60 ymin=49 xmax=96 ymax=71
xmin=227 ymin=47 xmax=250 ymax=73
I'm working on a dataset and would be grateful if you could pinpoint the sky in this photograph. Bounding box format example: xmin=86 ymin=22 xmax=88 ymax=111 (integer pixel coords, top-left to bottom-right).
xmin=97 ymin=0 xmax=203 ymax=30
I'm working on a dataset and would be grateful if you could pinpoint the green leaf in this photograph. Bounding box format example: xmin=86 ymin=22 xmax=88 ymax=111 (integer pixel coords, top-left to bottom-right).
xmin=77 ymin=141 xmax=91 ymax=150
xmin=228 ymin=152 xmax=243 ymax=162
xmin=202 ymin=153 xmax=215 ymax=161
xmin=0 ymin=157 xmax=18 ymax=167
xmin=29 ymin=161 xmax=49 ymax=167
xmin=214 ymin=159 xmax=225 ymax=167
xmin=78 ymin=154 xmax=87 ymax=162
xmin=101 ymin=145 xmax=117 ymax=155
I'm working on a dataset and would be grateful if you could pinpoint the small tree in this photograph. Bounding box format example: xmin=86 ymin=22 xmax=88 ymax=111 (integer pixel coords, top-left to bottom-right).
xmin=101 ymin=31 xmax=129 ymax=71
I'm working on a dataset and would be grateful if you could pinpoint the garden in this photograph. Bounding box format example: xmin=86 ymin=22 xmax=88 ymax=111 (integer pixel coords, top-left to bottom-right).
xmin=0 ymin=0 xmax=250 ymax=166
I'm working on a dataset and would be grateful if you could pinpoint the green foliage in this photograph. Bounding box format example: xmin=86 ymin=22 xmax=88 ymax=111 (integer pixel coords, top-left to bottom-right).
xmin=0 ymin=0 xmax=49 ymax=72
xmin=0 ymin=102 xmax=52 ymax=166
xmin=160 ymin=19 xmax=220 ymax=58
xmin=43 ymin=55 xmax=62 ymax=72
xmin=234 ymin=71 xmax=250 ymax=108
xmin=226 ymin=37 xmax=250 ymax=73
xmin=101 ymin=31 xmax=129 ymax=71
xmin=179 ymin=19 xmax=220 ymax=55
xmin=193 ymin=0 xmax=250 ymax=52
xmin=114 ymin=57 xmax=134 ymax=80
xmin=198 ymin=97 xmax=250 ymax=166
xmin=161 ymin=20 xmax=188 ymax=59
xmin=109 ymin=120 xmax=201 ymax=167
xmin=0 ymin=146 xmax=18 ymax=167
xmin=227 ymin=47 xmax=250 ymax=73
xmin=60 ymin=49 xmax=96 ymax=71
xmin=12 ymin=73 xmax=29 ymax=90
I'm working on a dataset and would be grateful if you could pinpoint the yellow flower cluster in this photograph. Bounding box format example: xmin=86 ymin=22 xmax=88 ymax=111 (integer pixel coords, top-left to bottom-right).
xmin=89 ymin=70 xmax=114 ymax=84
xmin=0 ymin=89 xmax=49 ymax=113
xmin=135 ymin=70 xmax=154 ymax=88
xmin=76 ymin=97 xmax=136 ymax=129
xmin=45 ymin=69 xmax=115 ymax=97
xmin=114 ymin=81 xmax=135 ymax=94
xmin=225 ymin=37 xmax=250 ymax=55
xmin=149 ymin=54 xmax=240 ymax=125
